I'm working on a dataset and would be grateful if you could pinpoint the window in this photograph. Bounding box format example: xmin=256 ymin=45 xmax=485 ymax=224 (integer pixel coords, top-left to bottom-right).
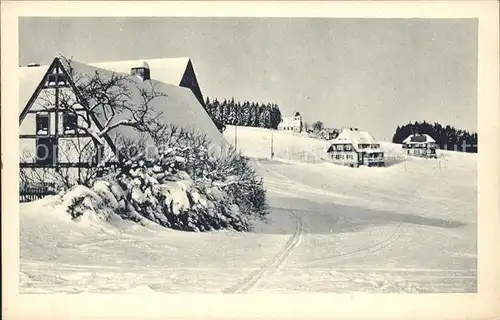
xmin=36 ymin=137 xmax=57 ymax=165
xmin=63 ymin=111 xmax=78 ymax=133
xmin=36 ymin=113 xmax=50 ymax=135
xmin=131 ymin=67 xmax=150 ymax=81
xmin=45 ymin=70 xmax=68 ymax=87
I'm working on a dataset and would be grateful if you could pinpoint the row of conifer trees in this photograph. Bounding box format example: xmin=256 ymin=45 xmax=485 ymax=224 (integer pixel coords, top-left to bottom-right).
xmin=392 ymin=121 xmax=477 ymax=153
xmin=205 ymin=97 xmax=282 ymax=129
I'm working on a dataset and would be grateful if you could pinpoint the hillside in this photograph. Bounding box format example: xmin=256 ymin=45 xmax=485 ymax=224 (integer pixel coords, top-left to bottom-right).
xmin=223 ymin=125 xmax=329 ymax=162
xmin=20 ymin=125 xmax=477 ymax=293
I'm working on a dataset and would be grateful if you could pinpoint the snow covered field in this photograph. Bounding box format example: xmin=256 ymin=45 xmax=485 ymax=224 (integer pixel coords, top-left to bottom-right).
xmin=19 ymin=126 xmax=476 ymax=293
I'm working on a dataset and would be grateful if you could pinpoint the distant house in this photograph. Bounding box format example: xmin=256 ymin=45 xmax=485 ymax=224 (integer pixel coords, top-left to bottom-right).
xmin=278 ymin=111 xmax=303 ymax=133
xmin=316 ymin=128 xmax=338 ymax=140
xmin=402 ymin=134 xmax=437 ymax=158
xmin=326 ymin=128 xmax=385 ymax=167
xmin=18 ymin=55 xmax=226 ymax=186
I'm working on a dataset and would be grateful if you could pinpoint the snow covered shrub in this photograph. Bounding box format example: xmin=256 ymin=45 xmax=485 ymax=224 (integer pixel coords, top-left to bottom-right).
xmin=111 ymin=146 xmax=252 ymax=231
xmin=201 ymin=148 xmax=269 ymax=221
xmin=105 ymin=125 xmax=269 ymax=231
xmin=55 ymin=124 xmax=268 ymax=231
xmin=156 ymin=127 xmax=270 ymax=222
xmin=61 ymin=184 xmax=116 ymax=221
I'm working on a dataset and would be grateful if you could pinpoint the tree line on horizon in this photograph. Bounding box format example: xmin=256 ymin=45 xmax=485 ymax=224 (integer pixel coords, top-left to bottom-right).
xmin=205 ymin=97 xmax=282 ymax=129
xmin=392 ymin=121 xmax=477 ymax=153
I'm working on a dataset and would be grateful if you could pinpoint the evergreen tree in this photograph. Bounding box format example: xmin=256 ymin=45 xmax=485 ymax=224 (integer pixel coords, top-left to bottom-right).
xmin=391 ymin=121 xmax=477 ymax=153
xmin=204 ymin=96 xmax=283 ymax=129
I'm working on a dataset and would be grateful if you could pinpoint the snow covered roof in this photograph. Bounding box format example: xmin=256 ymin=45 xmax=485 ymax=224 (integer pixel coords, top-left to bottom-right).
xmin=88 ymin=57 xmax=191 ymax=87
xmin=19 ymin=65 xmax=47 ymax=113
xmin=403 ymin=134 xmax=436 ymax=144
xmin=19 ymin=56 xmax=194 ymax=113
xmin=332 ymin=128 xmax=376 ymax=145
xmin=19 ymin=56 xmax=226 ymax=148
xmin=327 ymin=128 xmax=382 ymax=153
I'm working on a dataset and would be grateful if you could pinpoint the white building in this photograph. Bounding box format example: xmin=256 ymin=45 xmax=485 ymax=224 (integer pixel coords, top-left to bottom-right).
xmin=402 ymin=134 xmax=437 ymax=158
xmin=278 ymin=112 xmax=303 ymax=133
xmin=326 ymin=128 xmax=385 ymax=167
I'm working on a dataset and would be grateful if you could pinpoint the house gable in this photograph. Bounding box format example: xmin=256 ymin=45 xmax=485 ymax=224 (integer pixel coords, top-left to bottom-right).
xmin=19 ymin=58 xmax=61 ymax=124
xmin=19 ymin=57 xmax=120 ymax=167
xmin=179 ymin=59 xmax=205 ymax=106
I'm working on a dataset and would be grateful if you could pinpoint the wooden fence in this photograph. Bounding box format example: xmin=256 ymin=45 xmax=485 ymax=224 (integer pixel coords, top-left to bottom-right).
xmin=19 ymin=182 xmax=57 ymax=203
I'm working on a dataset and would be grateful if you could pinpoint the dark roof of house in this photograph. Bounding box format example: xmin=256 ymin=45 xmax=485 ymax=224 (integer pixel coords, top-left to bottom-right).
xmin=410 ymin=135 xmax=427 ymax=142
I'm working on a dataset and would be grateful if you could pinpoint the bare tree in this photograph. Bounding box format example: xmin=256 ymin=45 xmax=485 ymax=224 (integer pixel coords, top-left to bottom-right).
xmin=25 ymin=57 xmax=170 ymax=188
xmin=312 ymin=120 xmax=324 ymax=133
xmin=55 ymin=56 xmax=168 ymax=146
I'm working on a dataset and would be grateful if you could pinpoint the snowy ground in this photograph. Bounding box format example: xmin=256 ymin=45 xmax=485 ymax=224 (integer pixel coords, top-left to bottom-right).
xmin=20 ymin=126 xmax=476 ymax=293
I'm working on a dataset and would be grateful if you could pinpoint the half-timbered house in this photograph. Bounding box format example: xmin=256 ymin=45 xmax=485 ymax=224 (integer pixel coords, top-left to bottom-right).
xmin=19 ymin=55 xmax=226 ymax=188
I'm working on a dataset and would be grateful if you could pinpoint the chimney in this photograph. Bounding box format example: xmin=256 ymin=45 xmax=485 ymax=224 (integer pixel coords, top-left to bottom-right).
xmin=130 ymin=61 xmax=150 ymax=81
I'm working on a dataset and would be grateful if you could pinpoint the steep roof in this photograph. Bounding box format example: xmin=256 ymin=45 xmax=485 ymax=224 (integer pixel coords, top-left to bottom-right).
xmin=89 ymin=57 xmax=191 ymax=87
xmin=19 ymin=57 xmax=194 ymax=113
xmin=19 ymin=57 xmax=226 ymax=149
xmin=333 ymin=128 xmax=377 ymax=145
xmin=403 ymin=134 xmax=436 ymax=144
xmin=19 ymin=65 xmax=47 ymax=113
xmin=327 ymin=128 xmax=382 ymax=153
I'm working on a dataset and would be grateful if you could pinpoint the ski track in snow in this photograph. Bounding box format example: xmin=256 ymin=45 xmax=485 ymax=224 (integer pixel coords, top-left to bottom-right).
xmin=257 ymin=160 xmax=405 ymax=266
xmin=19 ymin=127 xmax=477 ymax=293
xmin=239 ymin=160 xmax=405 ymax=290
xmin=222 ymin=211 xmax=303 ymax=294
xmin=294 ymin=221 xmax=405 ymax=268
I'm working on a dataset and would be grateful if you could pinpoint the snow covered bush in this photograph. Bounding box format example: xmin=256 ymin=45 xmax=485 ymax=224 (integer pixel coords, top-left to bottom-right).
xmin=109 ymin=126 xmax=269 ymax=231
xmin=57 ymin=125 xmax=269 ymax=232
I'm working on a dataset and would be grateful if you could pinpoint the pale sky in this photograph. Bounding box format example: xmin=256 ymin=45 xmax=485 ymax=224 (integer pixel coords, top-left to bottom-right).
xmin=19 ymin=17 xmax=478 ymax=140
